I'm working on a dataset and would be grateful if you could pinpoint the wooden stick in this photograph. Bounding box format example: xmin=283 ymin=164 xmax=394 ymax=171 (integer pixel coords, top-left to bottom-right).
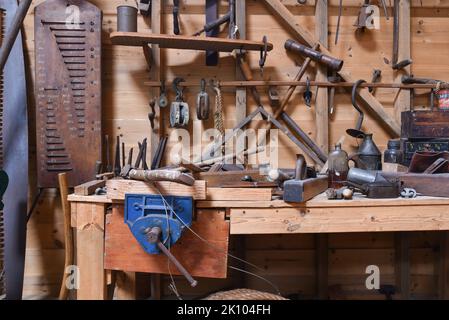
xmin=58 ymin=173 xmax=73 ymax=300
xmin=145 ymin=80 xmax=448 ymax=90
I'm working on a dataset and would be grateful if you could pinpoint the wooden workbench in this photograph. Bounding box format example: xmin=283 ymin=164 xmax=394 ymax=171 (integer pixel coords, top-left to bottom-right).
xmin=68 ymin=186 xmax=449 ymax=300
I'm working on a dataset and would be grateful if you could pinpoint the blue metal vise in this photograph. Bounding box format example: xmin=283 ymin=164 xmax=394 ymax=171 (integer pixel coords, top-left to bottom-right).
xmin=124 ymin=194 xmax=194 ymax=255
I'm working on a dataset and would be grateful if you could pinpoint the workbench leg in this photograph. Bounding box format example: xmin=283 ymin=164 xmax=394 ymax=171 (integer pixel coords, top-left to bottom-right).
xmin=438 ymin=232 xmax=449 ymax=299
xmin=394 ymin=232 xmax=410 ymax=300
xmin=315 ymin=234 xmax=328 ymax=299
xmin=151 ymin=274 xmax=162 ymax=300
xmin=72 ymin=202 xmax=107 ymax=300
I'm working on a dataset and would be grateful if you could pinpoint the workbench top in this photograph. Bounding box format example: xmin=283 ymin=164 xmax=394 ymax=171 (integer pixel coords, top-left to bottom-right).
xmin=68 ymin=191 xmax=449 ymax=207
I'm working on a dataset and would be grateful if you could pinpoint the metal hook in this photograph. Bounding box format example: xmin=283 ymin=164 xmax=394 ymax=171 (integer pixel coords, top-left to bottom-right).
xmin=347 ymin=79 xmax=366 ymax=138
xmin=259 ymin=35 xmax=268 ymax=76
xmin=173 ymin=77 xmax=185 ymax=101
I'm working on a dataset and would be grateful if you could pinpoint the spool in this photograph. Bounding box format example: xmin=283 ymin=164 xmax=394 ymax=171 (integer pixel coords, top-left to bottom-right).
xmin=117 ymin=5 xmax=138 ymax=32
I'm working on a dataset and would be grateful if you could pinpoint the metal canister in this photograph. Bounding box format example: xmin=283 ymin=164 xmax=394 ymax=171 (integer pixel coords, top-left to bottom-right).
xmin=117 ymin=5 xmax=138 ymax=32
xmin=384 ymin=139 xmax=403 ymax=164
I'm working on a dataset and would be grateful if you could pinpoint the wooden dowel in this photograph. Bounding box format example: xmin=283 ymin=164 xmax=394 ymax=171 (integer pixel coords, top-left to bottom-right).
xmin=58 ymin=173 xmax=73 ymax=301
xmin=144 ymin=80 xmax=449 ymax=90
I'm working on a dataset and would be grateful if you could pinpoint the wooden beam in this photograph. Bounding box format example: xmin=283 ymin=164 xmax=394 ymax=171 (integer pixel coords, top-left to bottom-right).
xmin=394 ymin=232 xmax=410 ymax=300
xmin=74 ymin=180 xmax=106 ymax=196
xmin=315 ymin=234 xmax=328 ymax=300
xmin=235 ymin=0 xmax=247 ymax=127
xmin=262 ymin=0 xmax=401 ymax=137
xmin=150 ymin=0 xmax=162 ymax=161
xmin=230 ymin=204 xmax=449 ymax=234
xmin=73 ymin=203 xmax=107 ymax=300
xmin=394 ymin=0 xmax=411 ymax=123
xmin=438 ymin=232 xmax=449 ymax=299
xmin=110 ymin=32 xmax=274 ymax=52
xmin=206 ymin=187 xmax=273 ymax=201
xmin=105 ymin=179 xmax=207 ymax=201
xmin=314 ymin=0 xmax=329 ymax=154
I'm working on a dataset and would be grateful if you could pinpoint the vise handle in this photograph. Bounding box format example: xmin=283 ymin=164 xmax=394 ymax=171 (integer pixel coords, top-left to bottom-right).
xmin=146 ymin=227 xmax=198 ymax=287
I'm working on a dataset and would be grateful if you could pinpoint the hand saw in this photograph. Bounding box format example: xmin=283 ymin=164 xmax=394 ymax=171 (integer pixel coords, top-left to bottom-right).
xmin=0 ymin=0 xmax=30 ymax=300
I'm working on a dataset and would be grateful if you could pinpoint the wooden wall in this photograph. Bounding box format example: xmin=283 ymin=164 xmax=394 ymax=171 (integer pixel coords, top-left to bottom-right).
xmin=22 ymin=0 xmax=449 ymax=299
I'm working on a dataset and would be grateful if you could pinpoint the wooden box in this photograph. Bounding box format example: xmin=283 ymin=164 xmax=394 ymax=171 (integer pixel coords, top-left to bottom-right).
xmin=401 ymin=111 xmax=449 ymax=138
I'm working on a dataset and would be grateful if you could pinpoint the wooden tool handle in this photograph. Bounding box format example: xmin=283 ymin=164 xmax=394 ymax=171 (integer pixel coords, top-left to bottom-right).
xmin=58 ymin=173 xmax=73 ymax=300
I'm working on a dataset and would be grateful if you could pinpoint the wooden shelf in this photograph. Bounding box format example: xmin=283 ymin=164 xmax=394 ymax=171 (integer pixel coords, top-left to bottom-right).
xmin=110 ymin=32 xmax=273 ymax=52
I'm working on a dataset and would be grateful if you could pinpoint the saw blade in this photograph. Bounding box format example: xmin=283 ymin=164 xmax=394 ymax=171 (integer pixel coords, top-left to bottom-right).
xmin=1 ymin=0 xmax=29 ymax=300
xmin=0 ymin=6 xmax=5 ymax=300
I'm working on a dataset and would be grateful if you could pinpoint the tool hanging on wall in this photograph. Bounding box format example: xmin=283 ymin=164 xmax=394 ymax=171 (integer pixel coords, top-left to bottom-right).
xmin=369 ymin=69 xmax=382 ymax=93
xmin=392 ymin=0 xmax=412 ymax=70
xmin=138 ymin=0 xmax=151 ymax=16
xmin=151 ymin=136 xmax=168 ymax=170
xmin=259 ymin=35 xmax=268 ymax=77
xmin=196 ymin=79 xmax=210 ymax=120
xmin=35 ymin=0 xmax=102 ymax=188
xmin=303 ymin=77 xmax=312 ymax=108
xmin=284 ymin=39 xmax=344 ymax=72
xmin=148 ymin=98 xmax=156 ymax=129
xmin=205 ymin=0 xmax=219 ymax=65
xmin=170 ymin=78 xmax=189 ymax=128
xmin=335 ymin=0 xmax=343 ymax=45
xmin=354 ymin=0 xmax=374 ymax=30
xmin=114 ymin=136 xmax=121 ymax=176
xmin=159 ymin=81 xmax=168 ymax=108
xmin=1 ymin=0 xmax=32 ymax=300
xmin=173 ymin=0 xmax=180 ymax=35
xmin=347 ymin=79 xmax=366 ymax=138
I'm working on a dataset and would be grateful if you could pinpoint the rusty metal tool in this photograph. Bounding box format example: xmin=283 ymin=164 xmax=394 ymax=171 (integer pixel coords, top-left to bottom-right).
xmin=127 ymin=148 xmax=134 ymax=166
xmin=285 ymin=39 xmax=344 ymax=72
xmin=35 ymin=0 xmax=102 ymax=187
xmin=114 ymin=136 xmax=121 ymax=176
xmin=170 ymin=78 xmax=189 ymax=128
xmin=354 ymin=0 xmax=373 ymax=30
xmin=196 ymin=78 xmax=210 ymax=120
xmin=335 ymin=0 xmax=343 ymax=45
xmin=105 ymin=135 xmax=112 ymax=173
xmin=148 ymin=98 xmax=156 ymax=129
xmin=369 ymin=69 xmax=382 ymax=93
xmin=158 ymin=81 xmax=168 ymax=108
xmin=121 ymin=142 xmax=126 ymax=168
xmin=151 ymin=136 xmax=168 ymax=170
xmin=142 ymin=138 xmax=149 ymax=170
xmin=392 ymin=0 xmax=412 ymax=70
xmin=303 ymin=77 xmax=312 ymax=108
xmin=2 ymin=0 xmax=31 ymax=299
xmin=134 ymin=141 xmax=144 ymax=169
xmin=173 ymin=0 xmax=180 ymax=35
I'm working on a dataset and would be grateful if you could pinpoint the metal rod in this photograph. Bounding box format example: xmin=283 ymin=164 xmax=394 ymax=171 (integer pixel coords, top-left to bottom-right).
xmin=144 ymin=80 xmax=449 ymax=90
xmin=0 ymin=0 xmax=32 ymax=71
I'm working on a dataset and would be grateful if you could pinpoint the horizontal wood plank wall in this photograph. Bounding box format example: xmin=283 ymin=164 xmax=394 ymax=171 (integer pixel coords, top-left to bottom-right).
xmin=22 ymin=1 xmax=449 ymax=299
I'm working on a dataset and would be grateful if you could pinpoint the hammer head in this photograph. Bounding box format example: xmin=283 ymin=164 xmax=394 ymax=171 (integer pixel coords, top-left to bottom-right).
xmin=120 ymin=164 xmax=133 ymax=178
